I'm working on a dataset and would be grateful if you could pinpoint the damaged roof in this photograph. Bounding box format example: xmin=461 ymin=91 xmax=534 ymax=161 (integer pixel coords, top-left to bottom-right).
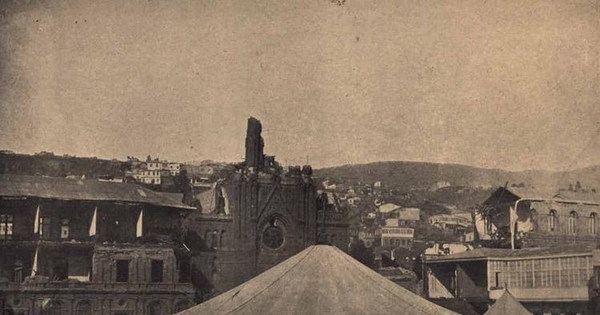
xmin=0 ymin=174 xmax=195 ymax=210
xmin=485 ymin=186 xmax=599 ymax=205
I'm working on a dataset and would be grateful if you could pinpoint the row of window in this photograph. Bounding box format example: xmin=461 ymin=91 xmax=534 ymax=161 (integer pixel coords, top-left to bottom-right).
xmin=382 ymin=237 xmax=411 ymax=247
xmin=26 ymin=299 xmax=191 ymax=315
xmin=205 ymin=229 xmax=226 ymax=249
xmin=547 ymin=210 xmax=597 ymax=234
xmin=115 ymin=259 xmax=164 ymax=283
xmin=0 ymin=215 xmax=71 ymax=240
xmin=481 ymin=211 xmax=599 ymax=235
xmin=489 ymin=256 xmax=592 ymax=289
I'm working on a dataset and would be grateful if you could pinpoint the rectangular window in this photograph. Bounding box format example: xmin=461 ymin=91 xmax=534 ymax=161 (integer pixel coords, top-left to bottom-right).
xmin=151 ymin=260 xmax=163 ymax=283
xmin=0 ymin=214 xmax=13 ymax=240
xmin=495 ymin=272 xmax=502 ymax=288
xmin=39 ymin=217 xmax=51 ymax=240
xmin=60 ymin=219 xmax=69 ymax=239
xmin=116 ymin=260 xmax=129 ymax=283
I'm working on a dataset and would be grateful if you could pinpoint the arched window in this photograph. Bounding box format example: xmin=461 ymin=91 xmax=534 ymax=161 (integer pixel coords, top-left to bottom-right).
xmin=529 ymin=209 xmax=539 ymax=231
xmin=212 ymin=231 xmax=218 ymax=249
xmin=43 ymin=300 xmax=62 ymax=315
xmin=548 ymin=210 xmax=557 ymax=232
xmin=204 ymin=230 xmax=212 ymax=248
xmin=219 ymin=230 xmax=226 ymax=248
xmin=76 ymin=301 xmax=92 ymax=315
xmin=590 ymin=213 xmax=597 ymax=234
xmin=147 ymin=301 xmax=163 ymax=315
xmin=568 ymin=211 xmax=577 ymax=234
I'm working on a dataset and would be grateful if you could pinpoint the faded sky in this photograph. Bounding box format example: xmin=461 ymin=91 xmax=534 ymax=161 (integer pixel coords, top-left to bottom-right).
xmin=0 ymin=0 xmax=598 ymax=171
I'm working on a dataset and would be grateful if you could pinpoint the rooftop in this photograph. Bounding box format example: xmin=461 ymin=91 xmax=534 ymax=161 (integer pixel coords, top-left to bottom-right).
xmin=0 ymin=174 xmax=194 ymax=210
xmin=426 ymin=247 xmax=592 ymax=263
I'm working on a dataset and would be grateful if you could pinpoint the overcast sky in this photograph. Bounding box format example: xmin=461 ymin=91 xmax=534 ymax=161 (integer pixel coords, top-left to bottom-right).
xmin=0 ymin=0 xmax=598 ymax=171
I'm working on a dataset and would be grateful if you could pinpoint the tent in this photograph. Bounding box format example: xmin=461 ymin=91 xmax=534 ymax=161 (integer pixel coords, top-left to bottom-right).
xmin=483 ymin=290 xmax=532 ymax=315
xmin=177 ymin=245 xmax=458 ymax=315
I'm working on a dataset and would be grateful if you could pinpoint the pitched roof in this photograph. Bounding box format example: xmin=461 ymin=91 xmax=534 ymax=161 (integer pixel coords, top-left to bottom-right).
xmin=489 ymin=186 xmax=599 ymax=205
xmin=379 ymin=203 xmax=401 ymax=213
xmin=177 ymin=245 xmax=458 ymax=315
xmin=484 ymin=290 xmax=532 ymax=315
xmin=0 ymin=174 xmax=194 ymax=210
xmin=398 ymin=208 xmax=420 ymax=221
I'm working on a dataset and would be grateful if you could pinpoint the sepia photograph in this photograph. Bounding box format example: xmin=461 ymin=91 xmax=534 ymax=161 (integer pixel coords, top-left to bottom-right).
xmin=0 ymin=0 xmax=598 ymax=314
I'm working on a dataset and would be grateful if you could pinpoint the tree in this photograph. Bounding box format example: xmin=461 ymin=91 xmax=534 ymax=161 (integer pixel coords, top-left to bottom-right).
xmin=575 ymin=181 xmax=582 ymax=191
xmin=348 ymin=239 xmax=376 ymax=269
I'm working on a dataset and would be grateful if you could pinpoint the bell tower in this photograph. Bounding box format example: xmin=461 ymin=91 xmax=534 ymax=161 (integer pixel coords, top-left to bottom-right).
xmin=245 ymin=117 xmax=265 ymax=169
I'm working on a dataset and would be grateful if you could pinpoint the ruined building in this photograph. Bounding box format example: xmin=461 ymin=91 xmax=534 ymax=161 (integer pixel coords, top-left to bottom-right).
xmin=186 ymin=117 xmax=349 ymax=296
xmin=0 ymin=175 xmax=196 ymax=315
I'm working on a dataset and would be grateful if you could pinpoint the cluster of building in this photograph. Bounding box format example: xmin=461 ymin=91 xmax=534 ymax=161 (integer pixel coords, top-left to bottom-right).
xmin=0 ymin=117 xmax=350 ymax=315
xmin=128 ymin=157 xmax=181 ymax=186
xmin=359 ymin=203 xmax=421 ymax=252
xmin=423 ymin=186 xmax=600 ymax=315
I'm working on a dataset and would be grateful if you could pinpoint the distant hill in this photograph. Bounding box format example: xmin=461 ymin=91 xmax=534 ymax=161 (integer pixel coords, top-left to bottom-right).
xmin=314 ymin=161 xmax=600 ymax=192
xmin=0 ymin=152 xmax=127 ymax=179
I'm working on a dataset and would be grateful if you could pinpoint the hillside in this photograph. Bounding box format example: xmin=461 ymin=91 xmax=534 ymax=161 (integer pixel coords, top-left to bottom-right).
xmin=314 ymin=161 xmax=600 ymax=192
xmin=0 ymin=152 xmax=127 ymax=179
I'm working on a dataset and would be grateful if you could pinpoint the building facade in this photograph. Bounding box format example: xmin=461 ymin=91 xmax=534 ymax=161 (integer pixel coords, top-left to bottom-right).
xmin=425 ymin=248 xmax=595 ymax=315
xmin=0 ymin=175 xmax=196 ymax=315
xmin=185 ymin=117 xmax=349 ymax=297
xmin=478 ymin=186 xmax=600 ymax=249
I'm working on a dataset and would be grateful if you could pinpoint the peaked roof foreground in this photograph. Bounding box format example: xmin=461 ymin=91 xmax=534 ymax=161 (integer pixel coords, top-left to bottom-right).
xmin=484 ymin=290 xmax=532 ymax=315
xmin=177 ymin=245 xmax=458 ymax=315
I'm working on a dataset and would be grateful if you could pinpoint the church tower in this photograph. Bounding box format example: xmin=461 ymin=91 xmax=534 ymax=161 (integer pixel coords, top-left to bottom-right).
xmin=245 ymin=117 xmax=264 ymax=169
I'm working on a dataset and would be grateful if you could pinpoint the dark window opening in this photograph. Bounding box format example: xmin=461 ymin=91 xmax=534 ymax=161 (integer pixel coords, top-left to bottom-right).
xmin=43 ymin=301 xmax=62 ymax=315
xmin=76 ymin=301 xmax=92 ymax=315
xmin=40 ymin=217 xmax=51 ymax=240
xmin=150 ymin=260 xmax=163 ymax=283
xmin=13 ymin=262 xmax=23 ymax=283
xmin=495 ymin=272 xmax=502 ymax=288
xmin=178 ymin=260 xmax=191 ymax=283
xmin=116 ymin=260 xmax=129 ymax=283
xmin=148 ymin=301 xmax=163 ymax=315
xmin=52 ymin=258 xmax=68 ymax=281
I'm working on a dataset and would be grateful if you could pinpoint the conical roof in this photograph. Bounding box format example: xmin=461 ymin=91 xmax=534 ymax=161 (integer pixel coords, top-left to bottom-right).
xmin=483 ymin=290 xmax=532 ymax=315
xmin=177 ymin=245 xmax=458 ymax=315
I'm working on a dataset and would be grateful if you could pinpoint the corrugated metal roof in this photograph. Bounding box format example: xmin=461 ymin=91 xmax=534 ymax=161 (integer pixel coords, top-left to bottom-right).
xmin=176 ymin=245 xmax=458 ymax=315
xmin=0 ymin=174 xmax=194 ymax=210
xmin=426 ymin=247 xmax=592 ymax=263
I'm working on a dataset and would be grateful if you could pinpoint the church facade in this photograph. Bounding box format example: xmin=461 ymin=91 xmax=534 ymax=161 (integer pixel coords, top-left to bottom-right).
xmin=186 ymin=117 xmax=349 ymax=297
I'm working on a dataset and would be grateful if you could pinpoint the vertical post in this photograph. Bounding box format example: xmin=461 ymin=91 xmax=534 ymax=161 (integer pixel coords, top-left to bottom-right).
xmin=510 ymin=201 xmax=521 ymax=250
